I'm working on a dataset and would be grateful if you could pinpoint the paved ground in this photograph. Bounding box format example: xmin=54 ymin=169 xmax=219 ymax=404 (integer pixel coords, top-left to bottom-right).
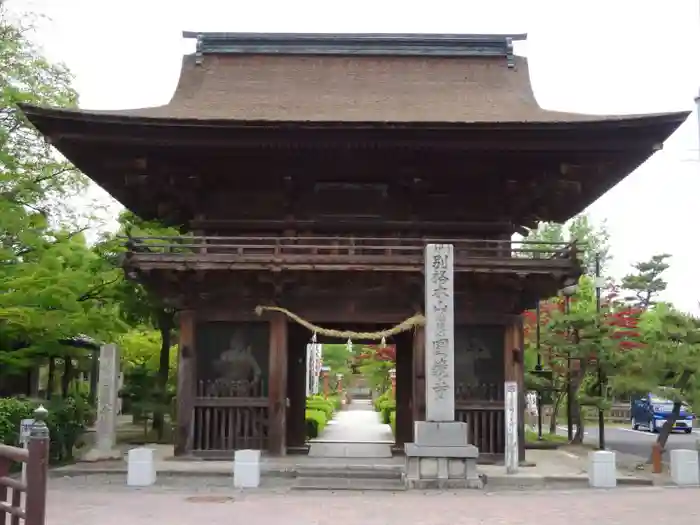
xmin=308 ymin=400 xmax=394 ymax=458
xmin=314 ymin=400 xmax=393 ymax=443
xmin=45 ymin=476 xmax=699 ymax=525
xmin=558 ymin=423 xmax=698 ymax=462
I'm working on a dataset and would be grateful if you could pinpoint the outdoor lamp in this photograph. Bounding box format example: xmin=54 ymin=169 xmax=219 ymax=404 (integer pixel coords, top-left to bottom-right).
xmin=561 ymin=284 xmax=578 ymax=297
xmin=389 ymin=369 xmax=397 ymax=380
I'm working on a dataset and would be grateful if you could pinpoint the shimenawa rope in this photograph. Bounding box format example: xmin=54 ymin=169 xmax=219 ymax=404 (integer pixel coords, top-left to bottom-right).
xmin=254 ymin=305 xmax=425 ymax=340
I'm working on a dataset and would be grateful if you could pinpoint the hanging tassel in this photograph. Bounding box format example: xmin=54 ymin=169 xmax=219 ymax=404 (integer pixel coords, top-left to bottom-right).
xmin=380 ymin=336 xmax=386 ymax=348
xmin=346 ymin=338 xmax=353 ymax=352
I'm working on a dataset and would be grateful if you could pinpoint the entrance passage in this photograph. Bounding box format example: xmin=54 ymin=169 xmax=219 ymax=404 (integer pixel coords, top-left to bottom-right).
xmin=308 ymin=400 xmax=393 ymax=458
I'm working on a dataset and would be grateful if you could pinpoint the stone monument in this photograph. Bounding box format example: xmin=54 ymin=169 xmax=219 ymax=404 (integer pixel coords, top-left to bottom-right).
xmin=404 ymin=244 xmax=482 ymax=489
xmin=83 ymin=343 xmax=122 ymax=461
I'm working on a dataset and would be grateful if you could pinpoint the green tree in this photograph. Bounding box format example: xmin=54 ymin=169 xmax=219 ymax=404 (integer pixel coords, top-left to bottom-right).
xmin=523 ymin=214 xmax=610 ymax=436
xmin=524 ymin=214 xmax=611 ymax=274
xmin=620 ymin=254 xmax=671 ymax=309
xmin=95 ymin=211 xmax=181 ymax=438
xmin=0 ymin=8 xmax=128 ymax=392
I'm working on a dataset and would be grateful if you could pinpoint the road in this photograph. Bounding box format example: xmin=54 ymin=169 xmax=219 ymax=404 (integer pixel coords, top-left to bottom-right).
xmin=557 ymin=422 xmax=699 ymax=461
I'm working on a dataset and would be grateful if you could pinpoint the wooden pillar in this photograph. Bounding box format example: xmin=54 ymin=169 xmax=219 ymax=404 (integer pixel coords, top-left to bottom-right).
xmin=515 ymin=315 xmax=526 ymax=460
xmin=503 ymin=316 xmax=525 ymax=460
xmin=175 ymin=310 xmax=196 ymax=456
xmin=412 ymin=325 xmax=426 ymax=425
xmin=268 ymin=313 xmax=288 ymax=455
xmin=395 ymin=330 xmax=413 ymax=446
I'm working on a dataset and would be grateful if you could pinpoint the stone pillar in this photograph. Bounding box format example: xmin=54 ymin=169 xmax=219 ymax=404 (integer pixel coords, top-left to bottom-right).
xmin=83 ymin=344 xmax=122 ymax=461
xmin=405 ymin=244 xmax=481 ymax=489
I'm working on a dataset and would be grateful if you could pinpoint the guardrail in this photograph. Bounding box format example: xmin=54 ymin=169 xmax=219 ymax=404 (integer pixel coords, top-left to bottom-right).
xmin=0 ymin=407 xmax=50 ymax=525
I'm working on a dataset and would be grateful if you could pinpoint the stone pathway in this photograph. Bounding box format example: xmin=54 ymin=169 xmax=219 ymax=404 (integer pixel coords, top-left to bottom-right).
xmin=308 ymin=400 xmax=393 ymax=458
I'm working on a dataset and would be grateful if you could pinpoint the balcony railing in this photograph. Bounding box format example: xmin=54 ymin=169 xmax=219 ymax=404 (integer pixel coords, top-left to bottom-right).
xmin=122 ymin=235 xmax=580 ymax=273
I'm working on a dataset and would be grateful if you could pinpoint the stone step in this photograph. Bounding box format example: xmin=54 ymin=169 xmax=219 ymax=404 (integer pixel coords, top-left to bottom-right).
xmin=292 ymin=476 xmax=406 ymax=491
xmin=295 ymin=464 xmax=404 ymax=479
xmin=307 ymin=442 xmax=393 ymax=458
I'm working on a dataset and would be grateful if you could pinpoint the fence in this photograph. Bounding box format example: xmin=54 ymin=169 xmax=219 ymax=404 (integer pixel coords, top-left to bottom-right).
xmin=541 ymin=403 xmax=631 ymax=422
xmin=0 ymin=407 xmax=50 ymax=525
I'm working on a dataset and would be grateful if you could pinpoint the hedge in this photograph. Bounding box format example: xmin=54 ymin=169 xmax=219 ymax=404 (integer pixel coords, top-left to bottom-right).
xmin=305 ymin=394 xmax=342 ymax=439
xmin=374 ymin=390 xmax=396 ymax=425
xmin=0 ymin=396 xmax=94 ymax=464
xmin=305 ymin=408 xmax=328 ymax=439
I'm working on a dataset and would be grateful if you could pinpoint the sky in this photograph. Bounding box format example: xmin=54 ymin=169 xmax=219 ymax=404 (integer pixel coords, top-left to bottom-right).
xmin=10 ymin=0 xmax=700 ymax=313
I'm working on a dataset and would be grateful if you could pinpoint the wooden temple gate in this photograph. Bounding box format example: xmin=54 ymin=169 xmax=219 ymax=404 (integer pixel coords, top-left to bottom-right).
xmin=151 ymin=235 xmax=573 ymax=458
xmin=19 ymin=32 xmax=685 ymax=460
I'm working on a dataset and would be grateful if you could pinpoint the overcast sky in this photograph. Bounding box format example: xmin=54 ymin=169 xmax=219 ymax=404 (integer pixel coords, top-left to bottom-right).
xmin=12 ymin=0 xmax=700 ymax=313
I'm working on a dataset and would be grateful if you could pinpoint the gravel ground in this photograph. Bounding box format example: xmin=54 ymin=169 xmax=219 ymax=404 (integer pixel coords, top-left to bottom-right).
xmin=45 ymin=475 xmax=699 ymax=525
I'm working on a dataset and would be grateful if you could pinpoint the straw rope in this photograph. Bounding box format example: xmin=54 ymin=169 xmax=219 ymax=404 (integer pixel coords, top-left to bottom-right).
xmin=254 ymin=305 xmax=425 ymax=340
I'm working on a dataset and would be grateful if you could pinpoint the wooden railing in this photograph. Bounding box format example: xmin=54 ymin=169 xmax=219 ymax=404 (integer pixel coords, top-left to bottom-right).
xmin=455 ymin=383 xmax=505 ymax=456
xmin=0 ymin=407 xmax=49 ymax=525
xmin=123 ymin=235 xmax=579 ymax=272
xmin=192 ymin=380 xmax=268 ymax=455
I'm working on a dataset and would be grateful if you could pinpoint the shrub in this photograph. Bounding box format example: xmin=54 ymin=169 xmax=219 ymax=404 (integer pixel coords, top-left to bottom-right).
xmin=373 ymin=391 xmax=389 ymax=411
xmin=375 ymin=391 xmax=396 ymax=425
xmin=0 ymin=396 xmax=94 ymax=464
xmin=306 ymin=395 xmax=335 ymax=420
xmin=305 ymin=408 xmax=328 ymax=439
xmin=389 ymin=410 xmax=396 ymax=436
xmin=327 ymin=394 xmax=342 ymax=412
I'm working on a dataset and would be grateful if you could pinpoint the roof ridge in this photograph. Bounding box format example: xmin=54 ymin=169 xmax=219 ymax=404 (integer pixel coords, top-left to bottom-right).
xmin=181 ymin=32 xmax=526 ymax=62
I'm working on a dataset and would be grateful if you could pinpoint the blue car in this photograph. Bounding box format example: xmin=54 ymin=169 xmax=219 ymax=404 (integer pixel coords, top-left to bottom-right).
xmin=631 ymin=394 xmax=694 ymax=434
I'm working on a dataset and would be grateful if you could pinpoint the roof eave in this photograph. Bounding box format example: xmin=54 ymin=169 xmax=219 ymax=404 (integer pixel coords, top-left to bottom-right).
xmin=19 ymin=104 xmax=691 ymax=135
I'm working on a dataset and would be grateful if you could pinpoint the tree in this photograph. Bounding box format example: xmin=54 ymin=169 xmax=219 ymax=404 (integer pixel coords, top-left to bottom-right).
xmin=1 ymin=7 xmax=126 ymax=393
xmin=95 ymin=211 xmax=181 ymax=438
xmin=620 ymin=254 xmax=671 ymax=309
xmin=524 ymin=214 xmax=611 ymax=274
xmin=522 ymin=214 xmax=612 ymax=436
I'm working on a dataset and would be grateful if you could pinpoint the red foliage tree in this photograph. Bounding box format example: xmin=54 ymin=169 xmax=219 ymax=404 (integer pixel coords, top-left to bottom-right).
xmin=523 ymin=282 xmax=644 ymax=372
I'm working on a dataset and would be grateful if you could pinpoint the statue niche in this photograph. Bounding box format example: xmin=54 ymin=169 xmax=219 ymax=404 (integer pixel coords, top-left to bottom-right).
xmin=217 ymin=334 xmax=263 ymax=383
xmin=195 ymin=321 xmax=268 ymax=398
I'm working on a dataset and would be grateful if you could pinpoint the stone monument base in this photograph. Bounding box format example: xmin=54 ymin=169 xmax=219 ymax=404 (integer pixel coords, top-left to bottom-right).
xmin=404 ymin=422 xmax=482 ymax=489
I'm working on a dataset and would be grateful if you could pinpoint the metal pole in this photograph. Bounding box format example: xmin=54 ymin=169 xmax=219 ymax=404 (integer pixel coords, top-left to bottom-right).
xmin=595 ymin=252 xmax=606 ymax=450
xmin=535 ymin=300 xmax=543 ymax=441
xmin=565 ymin=295 xmax=573 ymax=441
xmin=697 ymin=0 xmax=700 ymax=160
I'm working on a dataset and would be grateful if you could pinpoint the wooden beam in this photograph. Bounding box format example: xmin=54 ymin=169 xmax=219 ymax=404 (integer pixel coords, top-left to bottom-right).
xmin=267 ymin=312 xmax=288 ymax=455
xmin=54 ymin=127 xmax=663 ymax=152
xmin=188 ymin=218 xmax=516 ymax=234
xmin=175 ymin=310 xmax=196 ymax=456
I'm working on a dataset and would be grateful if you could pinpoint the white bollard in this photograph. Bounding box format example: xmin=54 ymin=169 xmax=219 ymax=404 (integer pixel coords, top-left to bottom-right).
xmin=127 ymin=447 xmax=156 ymax=487
xmin=233 ymin=449 xmax=261 ymax=488
xmin=588 ymin=450 xmax=617 ymax=488
xmin=670 ymin=449 xmax=700 ymax=486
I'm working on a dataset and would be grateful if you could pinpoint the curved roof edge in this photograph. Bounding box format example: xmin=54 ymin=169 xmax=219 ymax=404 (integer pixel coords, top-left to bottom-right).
xmin=18 ymin=103 xmax=691 ymax=132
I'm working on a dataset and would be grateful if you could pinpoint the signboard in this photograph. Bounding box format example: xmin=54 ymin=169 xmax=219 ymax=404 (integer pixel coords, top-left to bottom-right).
xmin=305 ymin=344 xmax=323 ymax=396
xmin=19 ymin=419 xmax=34 ymax=445
xmin=504 ymin=381 xmax=519 ymax=474
xmin=424 ymin=244 xmax=455 ymax=421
